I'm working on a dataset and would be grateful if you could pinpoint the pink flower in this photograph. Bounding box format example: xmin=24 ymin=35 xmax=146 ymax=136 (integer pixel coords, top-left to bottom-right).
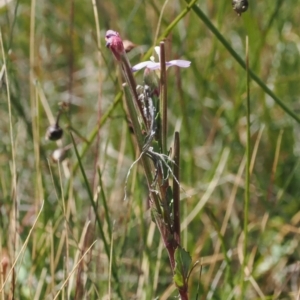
xmin=105 ymin=30 xmax=125 ymax=61
xmin=132 ymin=46 xmax=191 ymax=72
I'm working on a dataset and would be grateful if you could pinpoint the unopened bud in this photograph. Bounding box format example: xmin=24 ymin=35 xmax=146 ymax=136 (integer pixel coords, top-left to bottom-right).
xmin=105 ymin=30 xmax=125 ymax=61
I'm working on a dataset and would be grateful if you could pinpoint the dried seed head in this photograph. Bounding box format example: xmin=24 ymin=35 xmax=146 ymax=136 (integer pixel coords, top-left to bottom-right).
xmin=46 ymin=124 xmax=63 ymax=141
xmin=122 ymin=40 xmax=138 ymax=53
xmin=51 ymin=148 xmax=67 ymax=163
xmin=232 ymin=0 xmax=248 ymax=16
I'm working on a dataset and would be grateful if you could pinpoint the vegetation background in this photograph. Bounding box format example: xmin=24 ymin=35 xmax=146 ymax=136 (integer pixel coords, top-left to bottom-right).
xmin=1 ymin=0 xmax=300 ymax=299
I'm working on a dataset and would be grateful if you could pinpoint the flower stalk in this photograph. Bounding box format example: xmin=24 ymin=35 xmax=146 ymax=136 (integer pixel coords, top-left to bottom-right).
xmin=173 ymin=131 xmax=181 ymax=245
xmin=122 ymin=84 xmax=162 ymax=215
xmin=105 ymin=30 xmax=147 ymax=127
xmin=159 ymin=41 xmax=168 ymax=154
xmin=106 ymin=30 xmax=191 ymax=299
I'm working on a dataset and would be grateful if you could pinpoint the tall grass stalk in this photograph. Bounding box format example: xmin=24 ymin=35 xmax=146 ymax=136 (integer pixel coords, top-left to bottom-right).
xmin=0 ymin=28 xmax=18 ymax=299
xmin=108 ymin=228 xmax=114 ymax=299
xmin=70 ymin=133 xmax=123 ymax=299
xmin=159 ymin=41 xmax=168 ymax=154
xmin=53 ymin=240 xmax=97 ymax=300
xmin=181 ymin=148 xmax=230 ymax=230
xmin=185 ymin=2 xmax=300 ymax=124
xmin=143 ymin=0 xmax=199 ymax=60
xmin=91 ymin=0 xmax=104 ymax=192
xmin=66 ymin=0 xmax=197 ymax=173
xmin=106 ymin=30 xmax=191 ymax=299
xmin=30 ymin=0 xmax=43 ymax=202
xmin=241 ymin=35 xmax=251 ymax=297
xmin=58 ymin=162 xmax=70 ymax=296
xmin=0 ymin=202 xmax=44 ymax=292
xmin=2 ymin=1 xmax=300 ymax=298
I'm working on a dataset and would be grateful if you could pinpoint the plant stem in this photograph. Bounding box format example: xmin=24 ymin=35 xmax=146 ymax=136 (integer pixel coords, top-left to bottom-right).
xmin=186 ymin=2 xmax=300 ymax=124
xmin=120 ymin=55 xmax=147 ymax=127
xmin=70 ymin=133 xmax=123 ymax=300
xmin=241 ymin=35 xmax=251 ymax=297
xmin=160 ymin=41 xmax=167 ymax=154
xmin=173 ymin=132 xmax=180 ymax=244
xmin=142 ymin=0 xmax=199 ymax=60
xmin=122 ymin=84 xmax=162 ymax=216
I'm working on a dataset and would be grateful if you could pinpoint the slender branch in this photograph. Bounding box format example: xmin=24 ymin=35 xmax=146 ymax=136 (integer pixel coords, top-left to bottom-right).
xmin=160 ymin=41 xmax=168 ymax=154
xmin=241 ymin=35 xmax=251 ymax=297
xmin=143 ymin=0 xmax=199 ymax=60
xmin=186 ymin=2 xmax=300 ymax=124
xmin=70 ymin=133 xmax=123 ymax=299
xmin=173 ymin=132 xmax=180 ymax=245
xmin=122 ymin=84 xmax=162 ymax=216
xmin=120 ymin=55 xmax=148 ymax=127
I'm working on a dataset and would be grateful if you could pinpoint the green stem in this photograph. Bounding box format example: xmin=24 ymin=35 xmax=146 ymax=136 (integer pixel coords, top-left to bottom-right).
xmin=142 ymin=0 xmax=199 ymax=60
xmin=70 ymin=133 xmax=123 ymax=300
xmin=73 ymin=93 xmax=122 ymax=173
xmin=242 ymin=36 xmax=251 ymax=297
xmin=173 ymin=132 xmax=180 ymax=245
xmin=98 ymin=169 xmax=112 ymax=238
xmin=159 ymin=41 xmax=167 ymax=154
xmin=120 ymin=55 xmax=147 ymax=127
xmin=68 ymin=0 xmax=197 ymax=173
xmin=186 ymin=2 xmax=300 ymax=124
xmin=122 ymin=85 xmax=162 ymax=216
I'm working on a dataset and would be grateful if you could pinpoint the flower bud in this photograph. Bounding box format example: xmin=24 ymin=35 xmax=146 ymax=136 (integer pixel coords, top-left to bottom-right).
xmin=105 ymin=30 xmax=125 ymax=61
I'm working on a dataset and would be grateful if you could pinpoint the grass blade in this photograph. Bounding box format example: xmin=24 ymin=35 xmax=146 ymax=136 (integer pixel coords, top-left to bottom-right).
xmin=186 ymin=2 xmax=300 ymax=124
xmin=70 ymin=132 xmax=123 ymax=300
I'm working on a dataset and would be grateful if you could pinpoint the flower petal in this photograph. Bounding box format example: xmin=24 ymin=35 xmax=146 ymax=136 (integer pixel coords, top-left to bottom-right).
xmin=132 ymin=61 xmax=152 ymax=72
xmin=146 ymin=61 xmax=161 ymax=70
xmin=166 ymin=60 xmax=191 ymax=68
xmin=132 ymin=61 xmax=160 ymax=72
xmin=105 ymin=30 xmax=120 ymax=38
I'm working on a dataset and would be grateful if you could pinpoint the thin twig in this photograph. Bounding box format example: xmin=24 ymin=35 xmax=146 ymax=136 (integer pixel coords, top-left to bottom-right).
xmin=173 ymin=132 xmax=180 ymax=244
xmin=186 ymin=2 xmax=300 ymax=124
xmin=241 ymin=35 xmax=251 ymax=297
xmin=160 ymin=41 xmax=168 ymax=154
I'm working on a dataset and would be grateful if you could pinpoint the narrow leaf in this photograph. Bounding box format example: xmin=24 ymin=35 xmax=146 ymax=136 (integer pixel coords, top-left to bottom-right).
xmin=173 ymin=247 xmax=192 ymax=288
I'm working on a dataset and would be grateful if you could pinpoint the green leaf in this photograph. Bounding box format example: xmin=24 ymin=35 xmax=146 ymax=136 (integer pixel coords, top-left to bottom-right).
xmin=166 ymin=186 xmax=173 ymax=210
xmin=173 ymin=247 xmax=192 ymax=288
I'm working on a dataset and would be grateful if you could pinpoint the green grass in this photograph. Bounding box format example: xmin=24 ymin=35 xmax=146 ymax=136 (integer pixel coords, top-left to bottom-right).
xmin=1 ymin=0 xmax=300 ymax=299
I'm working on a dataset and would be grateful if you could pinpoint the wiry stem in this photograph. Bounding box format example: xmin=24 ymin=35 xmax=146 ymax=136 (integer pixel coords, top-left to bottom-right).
xmin=120 ymin=55 xmax=148 ymax=127
xmin=173 ymin=132 xmax=181 ymax=245
xmin=122 ymin=84 xmax=162 ymax=215
xmin=106 ymin=30 xmax=190 ymax=300
xmin=186 ymin=2 xmax=300 ymax=124
xmin=241 ymin=35 xmax=251 ymax=298
xmin=160 ymin=41 xmax=168 ymax=154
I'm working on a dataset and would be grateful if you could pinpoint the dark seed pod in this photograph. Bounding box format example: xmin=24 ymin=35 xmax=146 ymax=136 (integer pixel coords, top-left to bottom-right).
xmin=46 ymin=124 xmax=63 ymax=141
xmin=232 ymin=0 xmax=248 ymax=16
